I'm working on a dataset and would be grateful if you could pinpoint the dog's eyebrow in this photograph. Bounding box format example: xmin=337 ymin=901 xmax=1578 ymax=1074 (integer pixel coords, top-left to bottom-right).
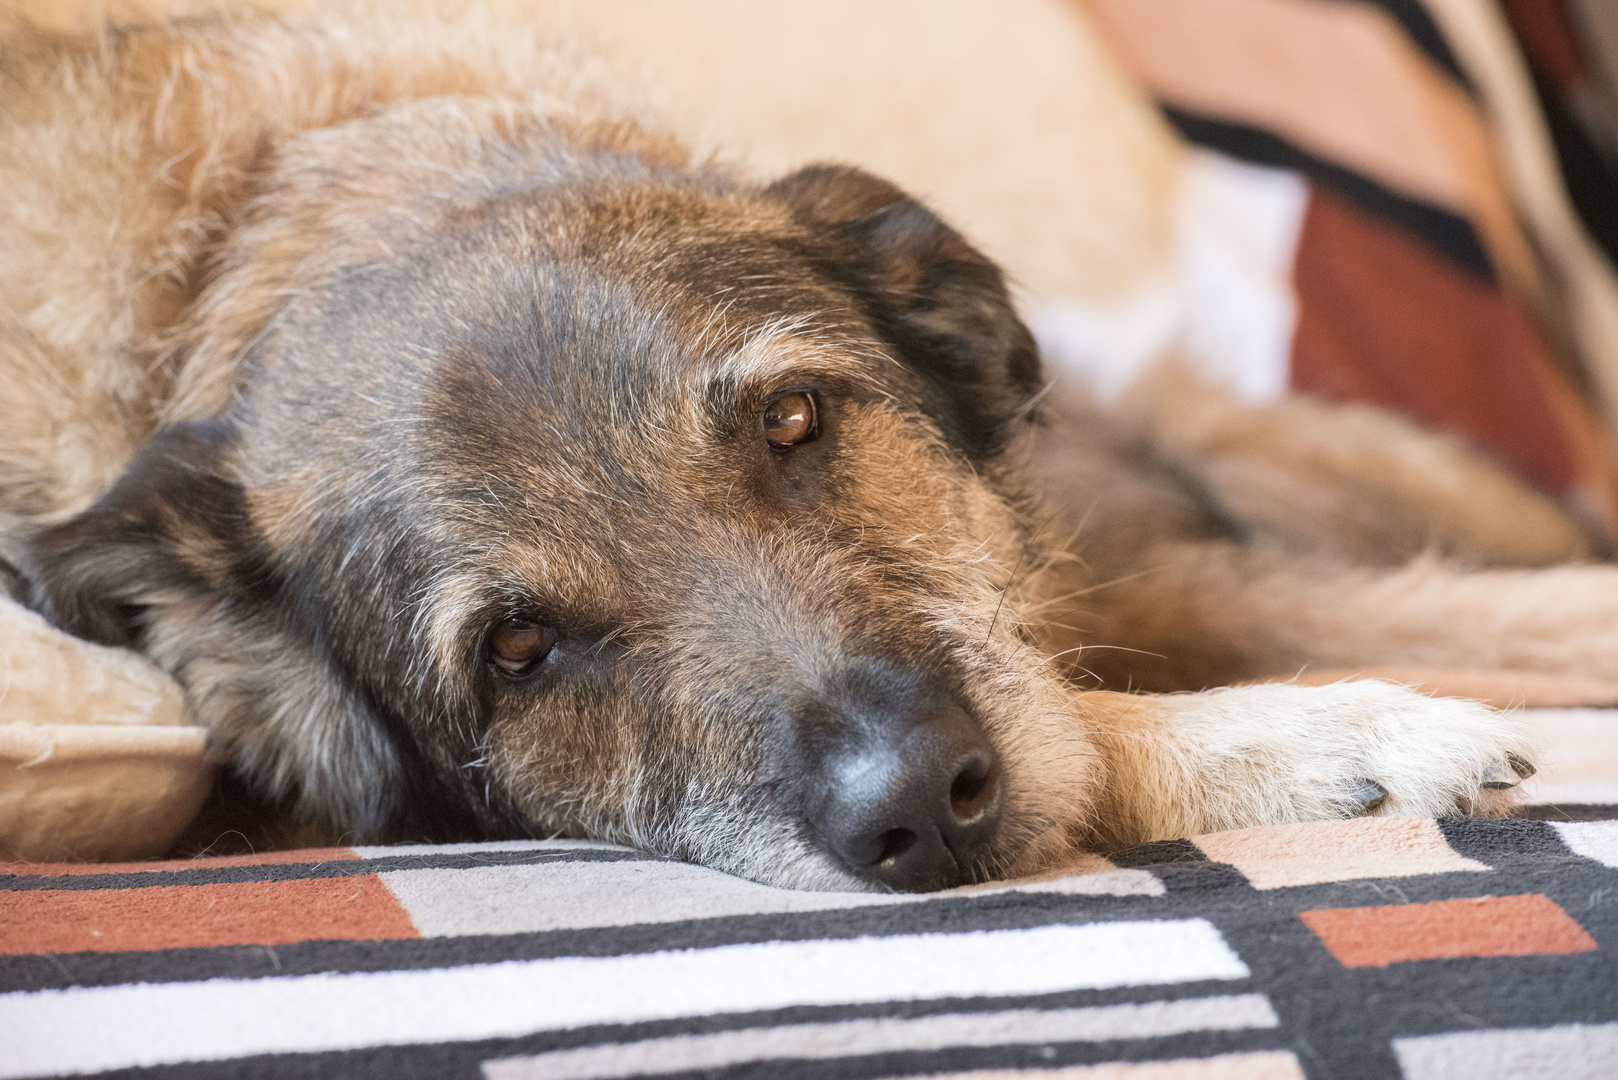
xmin=696 ymin=315 xmax=903 ymax=398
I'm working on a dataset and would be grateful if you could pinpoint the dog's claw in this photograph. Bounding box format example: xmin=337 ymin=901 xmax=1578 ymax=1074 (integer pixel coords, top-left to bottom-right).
xmin=1481 ymin=753 xmax=1536 ymax=790
xmin=1348 ymin=779 xmax=1388 ymax=814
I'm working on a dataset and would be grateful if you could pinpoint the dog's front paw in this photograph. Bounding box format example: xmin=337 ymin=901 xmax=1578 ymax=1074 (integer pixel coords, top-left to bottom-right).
xmin=1148 ymin=680 xmax=1541 ymax=834
xmin=1342 ymin=751 xmax=1535 ymax=817
xmin=1309 ymin=681 xmax=1539 ymax=820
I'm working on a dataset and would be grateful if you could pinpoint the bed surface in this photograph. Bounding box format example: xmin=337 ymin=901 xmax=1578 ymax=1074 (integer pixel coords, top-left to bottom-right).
xmin=3 ymin=708 xmax=1615 ymax=1080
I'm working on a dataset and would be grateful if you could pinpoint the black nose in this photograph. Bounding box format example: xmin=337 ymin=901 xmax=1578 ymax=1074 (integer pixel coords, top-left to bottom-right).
xmin=805 ymin=673 xmax=1004 ymax=892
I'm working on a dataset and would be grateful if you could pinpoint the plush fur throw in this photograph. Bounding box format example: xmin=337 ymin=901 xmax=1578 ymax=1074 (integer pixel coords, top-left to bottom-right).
xmin=0 ymin=597 xmax=209 ymax=861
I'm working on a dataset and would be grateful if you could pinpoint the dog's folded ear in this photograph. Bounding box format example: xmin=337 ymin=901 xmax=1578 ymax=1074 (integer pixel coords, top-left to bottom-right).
xmin=27 ymin=421 xmax=262 ymax=649
xmin=767 ymin=164 xmax=1042 ymax=457
xmin=26 ymin=422 xmax=414 ymax=836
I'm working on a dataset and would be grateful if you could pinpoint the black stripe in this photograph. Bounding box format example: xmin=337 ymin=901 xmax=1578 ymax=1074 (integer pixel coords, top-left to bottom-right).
xmin=1437 ymin=816 xmax=1567 ymax=863
xmin=1360 ymin=0 xmax=1474 ymax=92
xmin=1515 ymin=803 xmax=1618 ymax=822
xmin=1106 ymin=837 xmax=1249 ymax=892
xmin=571 ymin=1029 xmax=1286 ymax=1080
xmin=1530 ymin=70 xmax=1618 ymax=272
xmin=1195 ymin=830 xmax=1618 ymax=1077
xmin=1105 ymin=837 xmax=1208 ymax=868
xmin=1222 ymin=927 xmax=1618 ymax=1080
xmin=1161 ymin=106 xmax=1495 ymax=279
xmin=0 ymin=846 xmax=652 ymax=892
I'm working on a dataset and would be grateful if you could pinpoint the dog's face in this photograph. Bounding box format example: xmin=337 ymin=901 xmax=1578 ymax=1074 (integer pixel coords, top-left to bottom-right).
xmin=32 ymin=124 xmax=1098 ymax=890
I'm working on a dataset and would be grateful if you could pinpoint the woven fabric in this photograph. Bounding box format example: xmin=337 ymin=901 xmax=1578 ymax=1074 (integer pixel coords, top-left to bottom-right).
xmin=3 ymin=813 xmax=1615 ymax=1078
xmin=1076 ymin=0 xmax=1618 ymax=525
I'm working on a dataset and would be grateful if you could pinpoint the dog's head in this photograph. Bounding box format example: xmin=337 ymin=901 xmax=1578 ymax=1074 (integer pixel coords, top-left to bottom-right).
xmin=30 ymin=112 xmax=1097 ymax=890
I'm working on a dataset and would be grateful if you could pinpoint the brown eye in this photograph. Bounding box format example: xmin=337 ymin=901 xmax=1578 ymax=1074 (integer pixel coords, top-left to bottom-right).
xmin=763 ymin=392 xmax=818 ymax=448
xmin=487 ymin=618 xmax=552 ymax=676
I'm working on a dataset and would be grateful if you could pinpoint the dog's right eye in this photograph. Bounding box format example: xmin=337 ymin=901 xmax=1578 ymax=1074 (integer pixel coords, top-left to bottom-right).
xmin=763 ymin=392 xmax=819 ymax=449
xmin=487 ymin=618 xmax=554 ymax=677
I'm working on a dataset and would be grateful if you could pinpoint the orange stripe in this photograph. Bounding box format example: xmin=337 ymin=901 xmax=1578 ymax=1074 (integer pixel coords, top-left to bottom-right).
xmin=0 ymin=875 xmax=418 ymax=955
xmin=1300 ymin=893 xmax=1597 ymax=967
xmin=0 ymin=847 xmax=360 ymax=878
xmin=1291 ymin=187 xmax=1582 ymax=497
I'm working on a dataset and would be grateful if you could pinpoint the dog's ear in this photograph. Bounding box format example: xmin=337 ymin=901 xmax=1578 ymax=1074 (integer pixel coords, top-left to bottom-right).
xmin=28 ymin=421 xmax=262 ymax=648
xmin=766 ymin=164 xmax=1042 ymax=456
xmin=26 ymin=422 xmax=417 ymax=836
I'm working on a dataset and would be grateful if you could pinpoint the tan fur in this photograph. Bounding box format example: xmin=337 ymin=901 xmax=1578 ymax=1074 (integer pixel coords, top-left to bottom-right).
xmin=1018 ymin=379 xmax=1606 ymax=693
xmin=0 ymin=9 xmax=618 ymax=540
xmin=0 ymin=7 xmax=1578 ymax=878
xmin=1115 ymin=366 xmax=1593 ymax=568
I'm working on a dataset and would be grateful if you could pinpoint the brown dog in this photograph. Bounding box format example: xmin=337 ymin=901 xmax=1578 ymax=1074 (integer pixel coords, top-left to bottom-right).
xmin=0 ymin=11 xmax=1571 ymax=891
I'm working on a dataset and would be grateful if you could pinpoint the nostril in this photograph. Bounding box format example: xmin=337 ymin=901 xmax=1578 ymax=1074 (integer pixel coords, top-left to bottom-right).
xmin=948 ymin=754 xmax=998 ymax=825
xmin=873 ymin=827 xmax=917 ymax=867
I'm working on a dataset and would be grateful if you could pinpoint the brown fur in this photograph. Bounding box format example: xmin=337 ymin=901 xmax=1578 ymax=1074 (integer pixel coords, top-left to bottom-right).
xmin=0 ymin=9 xmax=1576 ymax=888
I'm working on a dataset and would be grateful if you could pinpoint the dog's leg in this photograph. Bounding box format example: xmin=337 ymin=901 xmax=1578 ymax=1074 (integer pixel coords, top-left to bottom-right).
xmin=1073 ymin=680 xmax=1537 ymax=848
xmin=1046 ymin=540 xmax=1618 ymax=690
xmin=1112 ymin=367 xmax=1599 ymax=567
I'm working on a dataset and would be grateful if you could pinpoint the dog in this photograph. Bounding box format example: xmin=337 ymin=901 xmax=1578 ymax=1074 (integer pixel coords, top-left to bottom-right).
xmin=0 ymin=10 xmax=1577 ymax=892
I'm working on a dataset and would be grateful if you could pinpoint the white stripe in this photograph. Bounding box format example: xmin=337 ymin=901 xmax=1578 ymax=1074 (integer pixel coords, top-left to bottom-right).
xmin=381 ymin=861 xmax=905 ymax=936
xmin=1552 ymin=821 xmax=1618 ymax=868
xmin=380 ymin=859 xmax=1163 ymax=937
xmin=1394 ymin=1022 xmax=1618 ymax=1080
xmin=0 ymin=921 xmax=1247 ymax=1078
xmin=482 ymin=994 xmax=1278 ymax=1080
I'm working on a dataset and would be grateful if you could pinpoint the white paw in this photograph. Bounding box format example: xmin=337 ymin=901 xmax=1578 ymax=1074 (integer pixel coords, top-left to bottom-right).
xmin=1154 ymin=680 xmax=1539 ymax=833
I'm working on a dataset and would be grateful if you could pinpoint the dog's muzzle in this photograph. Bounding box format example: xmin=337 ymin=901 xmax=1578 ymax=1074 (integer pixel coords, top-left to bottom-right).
xmin=800 ymin=661 xmax=1005 ymax=891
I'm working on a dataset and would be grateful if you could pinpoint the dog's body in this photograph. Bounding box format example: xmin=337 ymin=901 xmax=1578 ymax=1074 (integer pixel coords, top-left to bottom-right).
xmin=0 ymin=11 xmax=1589 ymax=889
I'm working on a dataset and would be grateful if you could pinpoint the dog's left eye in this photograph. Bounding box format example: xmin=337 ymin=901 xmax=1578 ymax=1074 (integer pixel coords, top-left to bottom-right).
xmin=763 ymin=392 xmax=818 ymax=448
xmin=487 ymin=618 xmax=553 ymax=677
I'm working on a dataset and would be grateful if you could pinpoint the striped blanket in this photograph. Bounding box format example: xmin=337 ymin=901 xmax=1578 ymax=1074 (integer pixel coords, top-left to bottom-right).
xmin=5 ymin=709 xmax=1617 ymax=1080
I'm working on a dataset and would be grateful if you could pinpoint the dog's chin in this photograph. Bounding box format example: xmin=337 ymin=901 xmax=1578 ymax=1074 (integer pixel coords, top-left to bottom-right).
xmin=663 ymin=810 xmax=1066 ymax=895
xmin=667 ymin=815 xmax=877 ymax=892
xmin=712 ymin=828 xmax=1074 ymax=894
xmin=709 ymin=846 xmax=1002 ymax=895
